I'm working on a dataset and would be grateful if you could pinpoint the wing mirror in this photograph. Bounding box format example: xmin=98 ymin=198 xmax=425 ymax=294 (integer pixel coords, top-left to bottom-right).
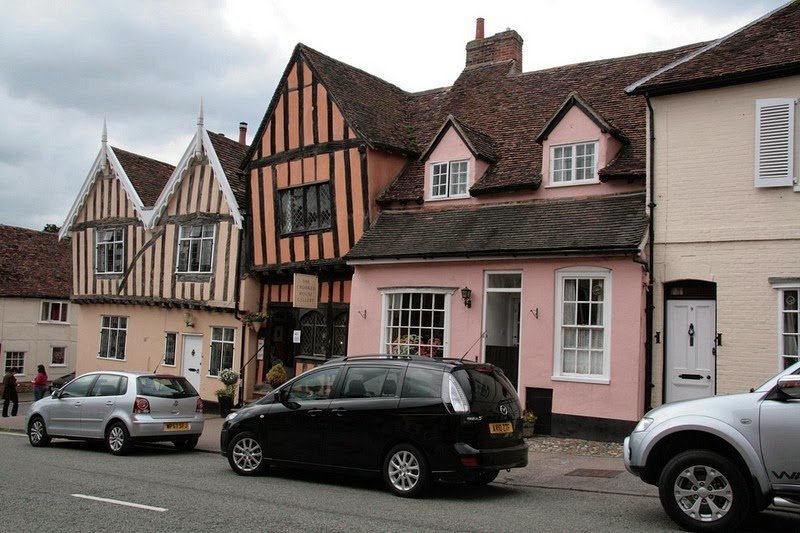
xmin=776 ymin=375 xmax=800 ymax=400
xmin=50 ymin=389 xmax=62 ymax=399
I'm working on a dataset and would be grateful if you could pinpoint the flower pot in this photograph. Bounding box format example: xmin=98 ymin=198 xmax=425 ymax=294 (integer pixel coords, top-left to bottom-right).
xmin=522 ymin=422 xmax=535 ymax=438
xmin=217 ymin=395 xmax=233 ymax=417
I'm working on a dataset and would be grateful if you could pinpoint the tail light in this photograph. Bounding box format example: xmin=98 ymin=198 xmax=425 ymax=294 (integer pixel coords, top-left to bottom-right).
xmin=133 ymin=396 xmax=150 ymax=414
xmin=442 ymin=373 xmax=470 ymax=414
xmin=196 ymin=398 xmax=203 ymax=413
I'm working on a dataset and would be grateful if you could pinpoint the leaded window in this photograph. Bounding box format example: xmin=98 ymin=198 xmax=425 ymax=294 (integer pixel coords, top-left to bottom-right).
xmin=332 ymin=312 xmax=349 ymax=357
xmin=176 ymin=224 xmax=215 ymax=273
xmin=99 ymin=316 xmax=127 ymax=360
xmin=383 ymin=291 xmax=448 ymax=356
xmin=781 ymin=289 xmax=799 ymax=369
xmin=209 ymin=327 xmax=235 ymax=376
xmin=300 ymin=311 xmax=329 ymax=358
xmin=278 ymin=182 xmax=332 ymax=235
xmin=95 ymin=228 xmax=125 ymax=274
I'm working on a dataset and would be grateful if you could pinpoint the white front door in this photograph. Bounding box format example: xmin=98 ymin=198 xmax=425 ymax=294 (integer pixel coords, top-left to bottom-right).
xmin=666 ymin=300 xmax=716 ymax=403
xmin=181 ymin=334 xmax=203 ymax=392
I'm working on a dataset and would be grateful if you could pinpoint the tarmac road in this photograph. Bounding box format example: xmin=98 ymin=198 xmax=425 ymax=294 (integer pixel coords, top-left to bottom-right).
xmin=2 ymin=433 xmax=798 ymax=532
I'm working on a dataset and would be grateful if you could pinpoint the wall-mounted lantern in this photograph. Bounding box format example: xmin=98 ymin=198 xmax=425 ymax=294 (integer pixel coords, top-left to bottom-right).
xmin=183 ymin=311 xmax=195 ymax=328
xmin=461 ymin=287 xmax=472 ymax=309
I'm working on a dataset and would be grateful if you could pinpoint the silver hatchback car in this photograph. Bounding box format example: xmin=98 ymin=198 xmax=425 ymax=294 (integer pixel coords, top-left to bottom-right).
xmin=26 ymin=371 xmax=204 ymax=455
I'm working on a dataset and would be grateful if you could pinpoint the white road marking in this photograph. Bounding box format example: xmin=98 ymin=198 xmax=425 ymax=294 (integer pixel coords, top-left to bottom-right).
xmin=0 ymin=431 xmax=26 ymax=437
xmin=72 ymin=494 xmax=168 ymax=512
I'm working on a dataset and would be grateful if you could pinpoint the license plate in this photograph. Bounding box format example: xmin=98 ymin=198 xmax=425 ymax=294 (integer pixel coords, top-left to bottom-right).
xmin=163 ymin=422 xmax=189 ymax=431
xmin=489 ymin=422 xmax=513 ymax=435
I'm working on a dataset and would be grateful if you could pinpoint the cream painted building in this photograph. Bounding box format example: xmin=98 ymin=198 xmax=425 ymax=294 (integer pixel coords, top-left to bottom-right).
xmin=628 ymin=2 xmax=800 ymax=406
xmin=0 ymin=225 xmax=77 ymax=387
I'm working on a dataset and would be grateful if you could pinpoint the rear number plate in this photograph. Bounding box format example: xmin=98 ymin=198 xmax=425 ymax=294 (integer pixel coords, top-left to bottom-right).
xmin=164 ymin=422 xmax=189 ymax=431
xmin=489 ymin=422 xmax=513 ymax=435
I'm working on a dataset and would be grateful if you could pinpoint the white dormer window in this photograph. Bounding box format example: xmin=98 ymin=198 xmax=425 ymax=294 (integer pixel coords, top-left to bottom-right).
xmin=431 ymin=160 xmax=469 ymax=199
xmin=551 ymin=141 xmax=598 ymax=185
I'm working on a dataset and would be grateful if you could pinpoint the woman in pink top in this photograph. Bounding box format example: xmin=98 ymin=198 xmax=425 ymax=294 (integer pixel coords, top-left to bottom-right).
xmin=33 ymin=365 xmax=48 ymax=401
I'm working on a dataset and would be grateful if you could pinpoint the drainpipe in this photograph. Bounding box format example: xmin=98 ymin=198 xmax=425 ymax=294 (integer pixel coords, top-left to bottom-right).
xmin=643 ymin=95 xmax=656 ymax=413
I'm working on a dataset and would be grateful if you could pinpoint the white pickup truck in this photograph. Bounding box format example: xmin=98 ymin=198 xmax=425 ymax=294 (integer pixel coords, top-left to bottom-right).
xmin=625 ymin=362 xmax=800 ymax=531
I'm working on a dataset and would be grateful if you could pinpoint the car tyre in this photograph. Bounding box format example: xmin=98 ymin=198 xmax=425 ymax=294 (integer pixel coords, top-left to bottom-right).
xmin=227 ymin=432 xmax=268 ymax=476
xmin=383 ymin=443 xmax=430 ymax=498
xmin=106 ymin=421 xmax=132 ymax=456
xmin=659 ymin=450 xmax=750 ymax=532
xmin=173 ymin=437 xmax=199 ymax=451
xmin=28 ymin=416 xmax=51 ymax=447
xmin=466 ymin=469 xmax=499 ymax=486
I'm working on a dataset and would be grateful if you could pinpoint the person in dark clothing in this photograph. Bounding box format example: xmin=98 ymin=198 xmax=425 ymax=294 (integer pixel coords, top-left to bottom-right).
xmin=2 ymin=367 xmax=19 ymax=417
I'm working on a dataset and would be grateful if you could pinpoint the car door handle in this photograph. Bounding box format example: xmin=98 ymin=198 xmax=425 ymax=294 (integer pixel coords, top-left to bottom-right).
xmin=308 ymin=409 xmax=324 ymax=417
xmin=105 ymin=401 xmax=114 ymax=406
xmin=331 ymin=408 xmax=346 ymax=417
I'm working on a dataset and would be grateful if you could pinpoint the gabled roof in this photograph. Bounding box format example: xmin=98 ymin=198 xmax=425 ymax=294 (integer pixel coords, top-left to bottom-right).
xmin=149 ymin=111 xmax=248 ymax=229
xmin=536 ymin=91 xmax=628 ymax=144
xmin=628 ymin=0 xmax=800 ymax=95
xmin=420 ymin=115 xmax=499 ymax=163
xmin=347 ymin=193 xmax=647 ymax=261
xmin=59 ymin=126 xmax=173 ymax=240
xmin=0 ymin=225 xmax=71 ymax=299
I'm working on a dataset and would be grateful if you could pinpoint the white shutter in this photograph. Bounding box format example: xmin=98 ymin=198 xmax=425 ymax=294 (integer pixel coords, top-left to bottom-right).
xmin=755 ymin=98 xmax=795 ymax=188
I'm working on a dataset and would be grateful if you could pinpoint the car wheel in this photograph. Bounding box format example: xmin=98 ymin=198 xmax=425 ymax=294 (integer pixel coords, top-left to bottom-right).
xmin=106 ymin=421 xmax=132 ymax=456
xmin=383 ymin=444 xmax=430 ymax=498
xmin=466 ymin=469 xmax=499 ymax=486
xmin=659 ymin=450 xmax=750 ymax=532
xmin=227 ymin=432 xmax=267 ymax=476
xmin=173 ymin=437 xmax=199 ymax=451
xmin=28 ymin=416 xmax=51 ymax=447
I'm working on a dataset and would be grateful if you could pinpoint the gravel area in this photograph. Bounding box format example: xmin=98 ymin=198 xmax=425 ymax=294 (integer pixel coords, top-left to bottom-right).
xmin=526 ymin=435 xmax=623 ymax=457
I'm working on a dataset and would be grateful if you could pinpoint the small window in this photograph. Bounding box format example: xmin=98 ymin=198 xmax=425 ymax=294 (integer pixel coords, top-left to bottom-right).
xmin=551 ymin=142 xmax=597 ymax=184
xmin=287 ymin=367 xmax=340 ymax=401
xmin=164 ymin=333 xmax=177 ymax=366
xmin=61 ymin=374 xmax=97 ymax=398
xmin=430 ymin=160 xmax=469 ymax=199
xmin=781 ymin=289 xmax=799 ymax=370
xmin=401 ymin=367 xmax=442 ymax=398
xmin=99 ymin=316 xmax=127 ymax=360
xmin=209 ymin=327 xmax=235 ymax=376
xmin=95 ymin=228 xmax=125 ymax=274
xmin=278 ymin=182 xmax=332 ymax=235
xmin=41 ymin=301 xmax=69 ymax=323
xmin=4 ymin=352 xmax=24 ymax=374
xmin=51 ymin=347 xmax=66 ymax=366
xmin=89 ymin=375 xmax=125 ymax=397
xmin=176 ymin=224 xmax=215 ymax=273
xmin=340 ymin=367 xmax=402 ymax=398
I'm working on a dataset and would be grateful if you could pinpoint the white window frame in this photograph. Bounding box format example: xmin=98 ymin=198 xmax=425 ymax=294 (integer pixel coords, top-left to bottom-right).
xmin=548 ymin=141 xmax=599 ymax=187
xmin=50 ymin=346 xmax=67 ymax=367
xmin=776 ymin=284 xmax=800 ymax=371
xmin=429 ymin=160 xmax=470 ymax=200
xmin=98 ymin=315 xmax=128 ymax=361
xmin=4 ymin=351 xmax=25 ymax=375
xmin=552 ymin=267 xmax=612 ymax=384
xmin=40 ymin=300 xmax=69 ymax=324
xmin=163 ymin=332 xmax=177 ymax=367
xmin=95 ymin=228 xmax=125 ymax=274
xmin=379 ymin=288 xmax=453 ymax=357
xmin=208 ymin=327 xmax=235 ymax=377
xmin=175 ymin=223 xmax=216 ymax=274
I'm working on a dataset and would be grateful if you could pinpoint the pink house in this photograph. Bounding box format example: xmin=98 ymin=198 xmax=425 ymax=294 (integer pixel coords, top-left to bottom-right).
xmin=345 ymin=21 xmax=705 ymax=440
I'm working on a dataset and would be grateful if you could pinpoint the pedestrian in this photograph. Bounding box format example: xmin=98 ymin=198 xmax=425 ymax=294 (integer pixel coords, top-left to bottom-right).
xmin=2 ymin=367 xmax=19 ymax=417
xmin=33 ymin=364 xmax=48 ymax=401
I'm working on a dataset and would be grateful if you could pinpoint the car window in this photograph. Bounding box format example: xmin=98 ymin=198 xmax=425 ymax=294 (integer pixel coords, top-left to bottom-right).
xmin=401 ymin=367 xmax=442 ymax=398
xmin=137 ymin=376 xmax=197 ymax=398
xmin=89 ymin=375 xmax=125 ymax=397
xmin=61 ymin=375 xmax=97 ymax=398
xmin=453 ymin=367 xmax=518 ymax=415
xmin=340 ymin=367 xmax=403 ymax=398
xmin=288 ymin=367 xmax=340 ymax=401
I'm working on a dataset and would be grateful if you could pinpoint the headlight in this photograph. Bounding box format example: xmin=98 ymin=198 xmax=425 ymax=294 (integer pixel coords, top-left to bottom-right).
xmin=225 ymin=412 xmax=238 ymax=422
xmin=633 ymin=417 xmax=654 ymax=433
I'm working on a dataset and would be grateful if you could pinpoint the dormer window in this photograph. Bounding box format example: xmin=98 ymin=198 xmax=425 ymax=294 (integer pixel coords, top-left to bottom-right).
xmin=551 ymin=141 xmax=598 ymax=184
xmin=431 ymin=160 xmax=469 ymax=199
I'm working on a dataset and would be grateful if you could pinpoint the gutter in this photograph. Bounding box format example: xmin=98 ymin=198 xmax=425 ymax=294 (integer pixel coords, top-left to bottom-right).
xmin=644 ymin=95 xmax=656 ymax=413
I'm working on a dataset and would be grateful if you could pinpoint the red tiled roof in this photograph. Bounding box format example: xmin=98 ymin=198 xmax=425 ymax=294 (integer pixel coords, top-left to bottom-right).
xmin=112 ymin=147 xmax=175 ymax=207
xmin=0 ymin=225 xmax=71 ymax=299
xmin=631 ymin=0 xmax=800 ymax=94
xmin=207 ymin=132 xmax=249 ymax=210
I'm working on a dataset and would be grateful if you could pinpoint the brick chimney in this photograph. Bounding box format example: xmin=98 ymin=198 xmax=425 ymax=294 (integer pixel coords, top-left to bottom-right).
xmin=238 ymin=122 xmax=247 ymax=145
xmin=465 ymin=18 xmax=523 ymax=71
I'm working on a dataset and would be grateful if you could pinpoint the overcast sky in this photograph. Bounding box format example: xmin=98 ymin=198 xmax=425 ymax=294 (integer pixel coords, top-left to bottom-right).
xmin=0 ymin=0 xmax=788 ymax=231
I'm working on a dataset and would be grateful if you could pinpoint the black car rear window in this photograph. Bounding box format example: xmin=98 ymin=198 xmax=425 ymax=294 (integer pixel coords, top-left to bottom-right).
xmin=137 ymin=376 xmax=198 ymax=398
xmin=401 ymin=367 xmax=442 ymax=398
xmin=453 ymin=367 xmax=517 ymax=414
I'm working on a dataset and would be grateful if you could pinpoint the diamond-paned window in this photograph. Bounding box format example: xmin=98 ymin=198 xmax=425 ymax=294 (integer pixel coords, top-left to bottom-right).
xmin=278 ymin=182 xmax=332 ymax=235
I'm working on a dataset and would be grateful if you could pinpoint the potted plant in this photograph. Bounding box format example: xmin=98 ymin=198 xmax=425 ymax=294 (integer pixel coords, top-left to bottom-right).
xmin=522 ymin=410 xmax=537 ymax=437
xmin=266 ymin=362 xmax=287 ymax=389
xmin=216 ymin=368 xmax=239 ymax=417
xmin=241 ymin=312 xmax=268 ymax=332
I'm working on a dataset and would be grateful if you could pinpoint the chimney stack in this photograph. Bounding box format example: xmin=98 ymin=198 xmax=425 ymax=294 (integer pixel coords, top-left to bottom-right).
xmin=465 ymin=19 xmax=523 ymax=71
xmin=238 ymin=122 xmax=247 ymax=145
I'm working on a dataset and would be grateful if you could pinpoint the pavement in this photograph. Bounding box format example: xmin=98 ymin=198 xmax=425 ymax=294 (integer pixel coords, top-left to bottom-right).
xmin=0 ymin=392 xmax=656 ymax=497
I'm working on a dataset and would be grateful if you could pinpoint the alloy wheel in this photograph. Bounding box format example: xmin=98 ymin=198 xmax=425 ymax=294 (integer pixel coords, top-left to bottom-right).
xmin=29 ymin=419 xmax=45 ymax=444
xmin=232 ymin=437 xmax=263 ymax=473
xmin=388 ymin=450 xmax=421 ymax=492
xmin=108 ymin=426 xmax=126 ymax=452
xmin=673 ymin=464 xmax=733 ymax=522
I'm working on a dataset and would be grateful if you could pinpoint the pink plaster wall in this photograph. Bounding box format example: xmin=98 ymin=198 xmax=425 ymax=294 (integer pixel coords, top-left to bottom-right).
xmin=348 ymin=257 xmax=647 ymax=422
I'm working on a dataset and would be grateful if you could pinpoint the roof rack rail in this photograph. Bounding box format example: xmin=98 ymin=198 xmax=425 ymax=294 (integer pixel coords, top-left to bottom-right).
xmin=323 ymin=354 xmax=441 ymax=364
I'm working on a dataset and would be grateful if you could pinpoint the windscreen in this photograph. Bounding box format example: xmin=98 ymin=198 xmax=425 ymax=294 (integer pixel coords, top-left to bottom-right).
xmin=453 ymin=367 xmax=520 ymax=416
xmin=137 ymin=376 xmax=198 ymax=398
